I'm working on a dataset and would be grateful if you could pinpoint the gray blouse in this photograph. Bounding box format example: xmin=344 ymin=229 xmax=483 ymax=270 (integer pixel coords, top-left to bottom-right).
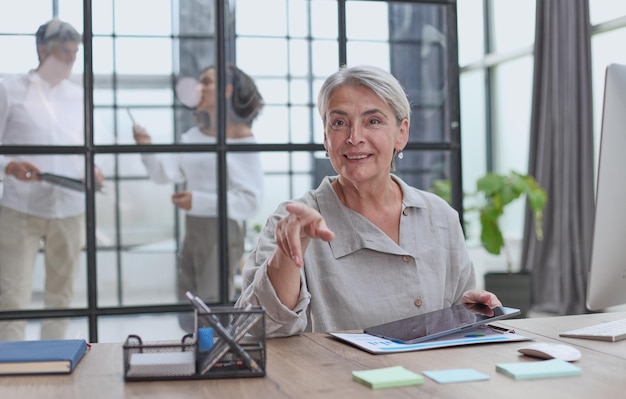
xmin=235 ymin=175 xmax=476 ymax=337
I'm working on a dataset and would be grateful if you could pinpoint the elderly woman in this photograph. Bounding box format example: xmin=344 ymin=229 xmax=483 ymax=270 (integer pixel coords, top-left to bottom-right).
xmin=236 ymin=65 xmax=500 ymax=337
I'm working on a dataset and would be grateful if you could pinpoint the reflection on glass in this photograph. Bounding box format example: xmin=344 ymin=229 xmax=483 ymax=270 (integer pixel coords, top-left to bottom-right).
xmin=345 ymin=2 xmax=449 ymax=143
xmin=0 ymin=18 xmax=95 ymax=341
xmin=18 ymin=318 xmax=89 ymax=341
xmin=131 ymin=65 xmax=265 ymax=333
xmin=98 ymin=313 xmax=187 ymax=343
xmin=395 ymin=150 xmax=451 ymax=194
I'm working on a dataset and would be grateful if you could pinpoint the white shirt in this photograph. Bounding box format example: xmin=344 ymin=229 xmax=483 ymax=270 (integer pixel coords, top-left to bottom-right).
xmin=140 ymin=126 xmax=264 ymax=221
xmin=0 ymin=71 xmax=85 ymax=218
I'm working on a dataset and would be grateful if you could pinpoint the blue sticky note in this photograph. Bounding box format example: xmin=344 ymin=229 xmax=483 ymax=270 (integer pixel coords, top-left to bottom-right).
xmin=423 ymin=368 xmax=491 ymax=384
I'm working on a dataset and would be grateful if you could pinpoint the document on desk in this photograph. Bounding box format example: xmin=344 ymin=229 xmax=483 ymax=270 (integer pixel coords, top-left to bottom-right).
xmin=330 ymin=326 xmax=530 ymax=354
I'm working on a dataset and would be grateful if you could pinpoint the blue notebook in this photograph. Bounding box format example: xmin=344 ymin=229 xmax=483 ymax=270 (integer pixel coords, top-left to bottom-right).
xmin=0 ymin=339 xmax=88 ymax=375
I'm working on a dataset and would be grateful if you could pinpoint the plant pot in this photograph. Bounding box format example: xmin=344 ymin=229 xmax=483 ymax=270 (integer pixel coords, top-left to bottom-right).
xmin=484 ymin=271 xmax=531 ymax=318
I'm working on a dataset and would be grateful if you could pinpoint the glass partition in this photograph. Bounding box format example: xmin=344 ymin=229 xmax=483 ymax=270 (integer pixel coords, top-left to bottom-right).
xmin=1 ymin=0 xmax=462 ymax=342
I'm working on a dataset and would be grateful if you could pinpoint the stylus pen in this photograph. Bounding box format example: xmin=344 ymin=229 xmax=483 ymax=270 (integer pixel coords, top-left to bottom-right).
xmin=487 ymin=324 xmax=515 ymax=334
xmin=126 ymin=108 xmax=136 ymax=125
xmin=187 ymin=293 xmax=260 ymax=373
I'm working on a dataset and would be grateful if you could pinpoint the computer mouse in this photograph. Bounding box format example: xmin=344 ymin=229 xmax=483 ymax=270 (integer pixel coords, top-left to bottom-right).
xmin=518 ymin=342 xmax=582 ymax=362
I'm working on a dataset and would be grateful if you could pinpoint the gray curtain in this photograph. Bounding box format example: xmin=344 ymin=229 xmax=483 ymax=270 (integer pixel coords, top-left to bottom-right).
xmin=521 ymin=1 xmax=595 ymax=315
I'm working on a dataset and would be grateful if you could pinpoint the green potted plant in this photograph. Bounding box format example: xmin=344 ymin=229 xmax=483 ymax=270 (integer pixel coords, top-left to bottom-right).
xmin=475 ymin=171 xmax=547 ymax=318
xmin=431 ymin=171 xmax=547 ymax=317
xmin=474 ymin=171 xmax=547 ymax=269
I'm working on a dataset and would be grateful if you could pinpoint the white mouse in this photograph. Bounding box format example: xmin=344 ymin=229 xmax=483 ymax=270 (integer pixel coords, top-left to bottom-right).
xmin=518 ymin=342 xmax=582 ymax=362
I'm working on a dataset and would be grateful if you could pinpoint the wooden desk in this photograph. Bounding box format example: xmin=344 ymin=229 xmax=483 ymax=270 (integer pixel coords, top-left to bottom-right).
xmin=1 ymin=312 xmax=625 ymax=398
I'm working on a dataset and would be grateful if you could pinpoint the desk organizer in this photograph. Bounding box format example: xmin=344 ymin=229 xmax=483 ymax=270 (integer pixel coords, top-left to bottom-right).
xmin=123 ymin=306 xmax=265 ymax=381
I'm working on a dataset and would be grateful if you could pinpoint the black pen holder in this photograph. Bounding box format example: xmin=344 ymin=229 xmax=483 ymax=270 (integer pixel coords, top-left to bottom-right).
xmin=123 ymin=306 xmax=265 ymax=381
xmin=194 ymin=306 xmax=266 ymax=378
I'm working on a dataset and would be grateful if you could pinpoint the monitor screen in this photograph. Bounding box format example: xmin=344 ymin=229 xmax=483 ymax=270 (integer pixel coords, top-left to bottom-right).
xmin=586 ymin=63 xmax=626 ymax=311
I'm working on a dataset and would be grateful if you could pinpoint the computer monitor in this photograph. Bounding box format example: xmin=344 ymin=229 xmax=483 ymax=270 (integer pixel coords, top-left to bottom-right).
xmin=586 ymin=63 xmax=626 ymax=311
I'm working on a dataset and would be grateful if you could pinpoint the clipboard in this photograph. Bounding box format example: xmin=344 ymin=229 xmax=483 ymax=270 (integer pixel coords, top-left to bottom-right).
xmin=39 ymin=173 xmax=103 ymax=192
xmin=330 ymin=326 xmax=530 ymax=354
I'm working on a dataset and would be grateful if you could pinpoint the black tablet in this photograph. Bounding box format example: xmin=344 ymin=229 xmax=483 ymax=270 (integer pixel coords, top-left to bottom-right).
xmin=38 ymin=173 xmax=103 ymax=192
xmin=363 ymin=304 xmax=521 ymax=344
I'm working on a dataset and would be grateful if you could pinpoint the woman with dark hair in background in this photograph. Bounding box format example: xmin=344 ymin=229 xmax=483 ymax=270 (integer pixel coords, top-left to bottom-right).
xmin=133 ymin=65 xmax=264 ymax=332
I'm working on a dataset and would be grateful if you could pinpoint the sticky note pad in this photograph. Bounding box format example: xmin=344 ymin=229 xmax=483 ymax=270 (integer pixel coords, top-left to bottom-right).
xmin=127 ymin=351 xmax=196 ymax=377
xmin=352 ymin=366 xmax=424 ymax=389
xmin=496 ymin=359 xmax=582 ymax=380
xmin=423 ymin=368 xmax=490 ymax=384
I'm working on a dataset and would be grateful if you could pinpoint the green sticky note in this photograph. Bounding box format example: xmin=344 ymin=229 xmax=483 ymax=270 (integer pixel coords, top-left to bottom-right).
xmin=352 ymin=366 xmax=424 ymax=389
xmin=496 ymin=359 xmax=582 ymax=380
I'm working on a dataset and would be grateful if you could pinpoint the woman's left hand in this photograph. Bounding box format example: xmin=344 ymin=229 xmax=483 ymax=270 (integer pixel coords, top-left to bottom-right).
xmin=172 ymin=191 xmax=192 ymax=210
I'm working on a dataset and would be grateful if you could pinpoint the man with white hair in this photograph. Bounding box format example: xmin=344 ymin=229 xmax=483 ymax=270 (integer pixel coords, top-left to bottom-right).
xmin=0 ymin=18 xmax=102 ymax=340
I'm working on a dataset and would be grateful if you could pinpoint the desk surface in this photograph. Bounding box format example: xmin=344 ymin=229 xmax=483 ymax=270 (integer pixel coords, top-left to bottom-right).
xmin=1 ymin=312 xmax=626 ymax=398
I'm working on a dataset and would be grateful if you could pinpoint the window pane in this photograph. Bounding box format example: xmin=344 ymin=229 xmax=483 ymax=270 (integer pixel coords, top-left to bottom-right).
xmin=93 ymin=37 xmax=114 ymax=75
xmin=311 ymin=0 xmax=338 ymax=39
xmin=346 ymin=1 xmax=389 ymax=40
xmin=97 ymin=144 xmax=267 ymax=307
xmin=0 ymin=36 xmax=39 ymax=74
xmin=491 ymin=0 xmax=536 ymax=54
xmin=457 ymin=0 xmax=485 ymax=65
xmin=289 ymin=39 xmax=312 ymax=76
xmin=589 ymin=0 xmax=626 ymax=25
xmin=492 ymin=56 xmax=534 ymax=238
xmin=11 ymin=318 xmax=89 ymax=341
xmin=92 ymin=0 xmax=114 ymax=35
xmin=460 ymin=69 xmax=487 ymax=192
xmin=255 ymin=105 xmax=290 ymax=144
xmin=0 ymin=1 xmax=49 ymax=34
xmin=236 ymin=0 xmax=288 ymax=37
xmin=237 ymin=38 xmax=289 ymax=76
xmin=311 ymin=41 xmax=339 ymax=77
xmin=288 ymin=0 xmax=313 ymax=38
xmin=98 ymin=314 xmax=186 ymax=342
xmin=346 ymin=42 xmax=391 ymax=69
xmin=114 ymin=0 xmax=172 ymax=36
xmin=256 ymin=78 xmax=289 ymax=105
xmin=57 ymin=0 xmax=85 ymax=28
xmin=115 ymin=38 xmax=173 ymax=75
xmin=396 ymin=150 xmax=451 ymax=193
